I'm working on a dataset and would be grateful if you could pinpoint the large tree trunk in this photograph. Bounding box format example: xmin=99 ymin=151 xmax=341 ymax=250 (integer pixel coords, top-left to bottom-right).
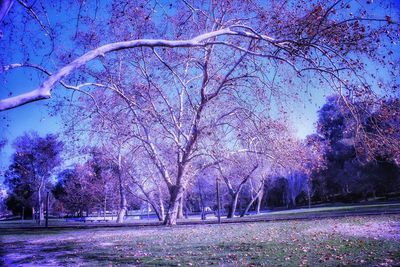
xmin=116 ymin=203 xmax=127 ymax=223
xmin=164 ymin=186 xmax=184 ymax=225
xmin=116 ymin=180 xmax=127 ymax=223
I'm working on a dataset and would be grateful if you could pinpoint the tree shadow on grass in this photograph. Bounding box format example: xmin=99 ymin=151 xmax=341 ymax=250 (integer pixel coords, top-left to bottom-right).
xmin=2 ymin=240 xmax=78 ymax=266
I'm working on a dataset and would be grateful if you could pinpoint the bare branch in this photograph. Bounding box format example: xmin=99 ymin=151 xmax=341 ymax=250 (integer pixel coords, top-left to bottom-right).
xmin=0 ymin=0 xmax=13 ymax=22
xmin=0 ymin=26 xmax=279 ymax=111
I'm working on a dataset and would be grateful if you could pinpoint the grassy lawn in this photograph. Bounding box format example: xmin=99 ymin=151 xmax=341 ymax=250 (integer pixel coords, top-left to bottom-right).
xmin=249 ymin=202 xmax=400 ymax=217
xmin=1 ymin=215 xmax=399 ymax=266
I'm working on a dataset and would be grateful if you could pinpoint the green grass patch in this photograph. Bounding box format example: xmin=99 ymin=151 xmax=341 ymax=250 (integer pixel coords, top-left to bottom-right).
xmin=252 ymin=202 xmax=400 ymax=216
xmin=1 ymin=215 xmax=399 ymax=266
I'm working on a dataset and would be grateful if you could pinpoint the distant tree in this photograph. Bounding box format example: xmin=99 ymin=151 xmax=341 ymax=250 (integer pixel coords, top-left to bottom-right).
xmin=4 ymin=169 xmax=35 ymax=217
xmin=284 ymin=172 xmax=308 ymax=208
xmin=266 ymin=176 xmax=287 ymax=208
xmin=54 ymin=162 xmax=112 ymax=216
xmin=216 ymin=156 xmax=258 ymax=218
xmin=90 ymin=143 xmax=134 ymax=223
xmin=53 ymin=153 xmax=118 ymax=216
xmin=52 ymin=168 xmax=75 ymax=214
xmin=309 ymin=96 xmax=400 ymax=202
xmin=89 ymin=148 xmax=121 ymax=219
xmin=317 ymin=95 xmax=347 ymax=144
xmin=4 ymin=132 xmax=63 ymax=223
xmin=0 ymin=185 xmax=8 ymax=216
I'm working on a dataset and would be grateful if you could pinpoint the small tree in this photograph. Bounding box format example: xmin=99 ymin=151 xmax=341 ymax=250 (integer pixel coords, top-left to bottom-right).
xmin=54 ymin=161 xmax=114 ymax=216
xmin=4 ymin=132 xmax=63 ymax=224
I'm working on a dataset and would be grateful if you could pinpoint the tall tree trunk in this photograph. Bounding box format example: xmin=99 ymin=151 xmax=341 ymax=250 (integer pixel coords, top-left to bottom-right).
xmin=158 ymin=192 xmax=165 ymax=221
xmin=116 ymin=201 xmax=127 ymax=223
xmin=147 ymin=185 xmax=166 ymax=221
xmin=116 ymin=181 xmax=127 ymax=223
xmin=164 ymin=159 xmax=189 ymax=225
xmin=198 ymin=182 xmax=206 ymax=220
xmin=40 ymin=201 xmax=44 ymax=221
xmin=256 ymin=190 xmax=263 ymax=214
xmin=103 ymin=195 xmax=107 ymax=219
xmin=37 ymin=177 xmax=45 ymax=225
xmin=38 ymin=188 xmax=43 ymax=225
xmin=116 ymin=153 xmax=127 ymax=223
xmin=45 ymin=192 xmax=49 ymax=228
xmin=220 ymin=165 xmax=258 ymax=219
xmin=184 ymin=198 xmax=189 ymax=219
xmin=164 ymin=186 xmax=184 ymax=225
xmin=199 ymin=193 xmax=206 ymax=220
xmin=227 ymin=191 xmax=240 ymax=218
xmin=240 ymin=193 xmax=259 ymax=217
xmin=216 ymin=178 xmax=221 ymax=223
xmin=147 ymin=201 xmax=162 ymax=221
xmin=177 ymin=196 xmax=184 ymax=219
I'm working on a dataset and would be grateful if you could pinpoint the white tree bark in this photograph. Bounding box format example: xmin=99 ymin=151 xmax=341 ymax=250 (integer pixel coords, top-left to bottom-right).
xmin=116 ymin=152 xmax=127 ymax=223
xmin=0 ymin=26 xmax=279 ymax=111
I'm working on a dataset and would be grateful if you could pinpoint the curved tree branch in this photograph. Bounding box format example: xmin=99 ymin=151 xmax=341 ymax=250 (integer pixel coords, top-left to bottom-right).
xmin=0 ymin=26 xmax=279 ymax=111
xmin=0 ymin=28 xmax=232 ymax=111
xmin=0 ymin=0 xmax=13 ymax=23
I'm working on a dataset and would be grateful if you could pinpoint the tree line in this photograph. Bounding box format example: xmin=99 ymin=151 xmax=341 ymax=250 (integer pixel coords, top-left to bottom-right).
xmin=2 ymin=95 xmax=399 ymax=223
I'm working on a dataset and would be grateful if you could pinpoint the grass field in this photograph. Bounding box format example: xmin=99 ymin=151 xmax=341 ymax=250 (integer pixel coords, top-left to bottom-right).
xmin=1 ymin=214 xmax=399 ymax=266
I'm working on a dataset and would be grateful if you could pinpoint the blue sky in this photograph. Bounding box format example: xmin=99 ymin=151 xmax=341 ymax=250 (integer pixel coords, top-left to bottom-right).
xmin=0 ymin=70 xmax=62 ymax=173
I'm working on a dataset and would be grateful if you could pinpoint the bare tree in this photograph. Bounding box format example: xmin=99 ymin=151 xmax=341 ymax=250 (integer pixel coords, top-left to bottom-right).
xmin=1 ymin=0 xmax=398 ymax=225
